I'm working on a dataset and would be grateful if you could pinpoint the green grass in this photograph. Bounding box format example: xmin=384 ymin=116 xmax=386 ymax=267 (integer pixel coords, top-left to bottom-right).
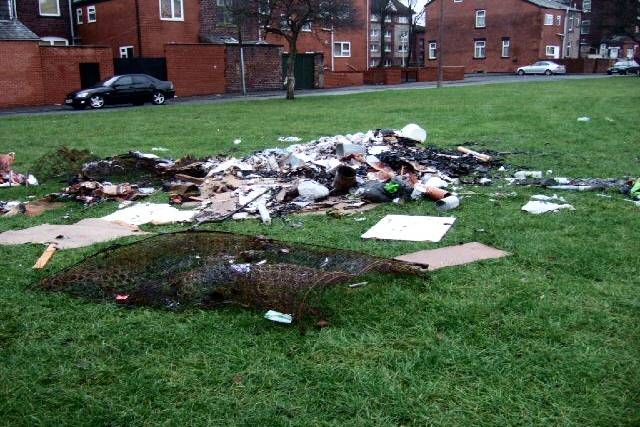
xmin=1 ymin=78 xmax=639 ymax=426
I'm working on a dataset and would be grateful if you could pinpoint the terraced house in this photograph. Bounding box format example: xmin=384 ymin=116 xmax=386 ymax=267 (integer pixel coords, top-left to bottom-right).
xmin=423 ymin=0 xmax=582 ymax=73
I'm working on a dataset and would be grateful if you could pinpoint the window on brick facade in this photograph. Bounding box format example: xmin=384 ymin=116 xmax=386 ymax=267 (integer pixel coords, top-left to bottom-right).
xmin=568 ymin=15 xmax=574 ymax=32
xmin=370 ymin=43 xmax=379 ymax=52
xmin=397 ymin=16 xmax=408 ymax=24
xmin=87 ymin=5 xmax=96 ymax=22
xmin=474 ymin=40 xmax=486 ymax=58
xmin=370 ymin=14 xmax=379 ymax=22
xmin=370 ymin=29 xmax=379 ymax=38
xmin=40 ymin=37 xmax=68 ymax=46
xmin=566 ymin=41 xmax=572 ymax=57
xmin=397 ymin=43 xmax=408 ymax=53
xmin=384 ymin=15 xmax=391 ymax=23
xmin=582 ymin=0 xmax=591 ymax=12
xmin=301 ymin=22 xmax=312 ymax=32
xmin=76 ymin=8 xmax=83 ymax=24
xmin=428 ymin=41 xmax=437 ymax=59
xmin=39 ymin=0 xmax=60 ymax=16
xmin=384 ymin=59 xmax=392 ymax=67
xmin=581 ymin=19 xmax=590 ymax=34
xmin=545 ymin=45 xmax=559 ymax=57
xmin=400 ymin=31 xmax=408 ymax=42
xmin=384 ymin=30 xmax=391 ymax=39
xmin=556 ymin=15 xmax=561 ymax=26
xmin=475 ymin=10 xmax=485 ymax=28
xmin=501 ymin=38 xmax=510 ymax=57
xmin=544 ymin=14 xmax=553 ymax=25
xmin=160 ymin=0 xmax=183 ymax=20
xmin=119 ymin=46 xmax=134 ymax=58
xmin=384 ymin=43 xmax=391 ymax=52
xmin=333 ymin=41 xmax=351 ymax=57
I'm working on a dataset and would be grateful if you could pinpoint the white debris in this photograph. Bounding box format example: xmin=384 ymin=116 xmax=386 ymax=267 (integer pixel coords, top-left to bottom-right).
xmin=102 ymin=203 xmax=197 ymax=225
xmin=278 ymin=136 xmax=302 ymax=143
xmin=399 ymin=123 xmax=427 ymax=143
xmin=233 ymin=139 xmax=242 ymax=145
xmin=531 ymin=194 xmax=566 ymax=202
xmin=361 ymin=215 xmax=456 ymax=242
xmin=577 ymin=116 xmax=591 ymax=122
xmin=522 ymin=200 xmax=575 ymax=214
xmin=264 ymin=310 xmax=293 ymax=324
xmin=514 ymin=171 xmax=543 ymax=180
xmin=151 ymin=147 xmax=169 ymax=152
xmin=298 ymin=180 xmax=329 ymax=200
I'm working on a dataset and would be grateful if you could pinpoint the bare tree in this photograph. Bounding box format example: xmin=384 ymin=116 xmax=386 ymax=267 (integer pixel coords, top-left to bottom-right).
xmin=405 ymin=0 xmax=425 ymax=66
xmin=256 ymin=0 xmax=357 ymax=100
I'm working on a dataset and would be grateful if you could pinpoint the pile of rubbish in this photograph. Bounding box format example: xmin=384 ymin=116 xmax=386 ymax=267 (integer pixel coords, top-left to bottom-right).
xmin=0 ymin=152 xmax=38 ymax=187
xmin=39 ymin=231 xmax=426 ymax=324
xmin=53 ymin=124 xmax=500 ymax=222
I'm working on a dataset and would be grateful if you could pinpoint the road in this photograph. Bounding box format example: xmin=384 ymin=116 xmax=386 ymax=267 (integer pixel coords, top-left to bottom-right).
xmin=0 ymin=73 xmax=619 ymax=118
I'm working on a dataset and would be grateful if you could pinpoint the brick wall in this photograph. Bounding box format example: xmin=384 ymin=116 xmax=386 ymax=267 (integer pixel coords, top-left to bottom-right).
xmin=165 ymin=44 xmax=226 ymax=97
xmin=324 ymin=71 xmax=364 ymax=88
xmin=17 ymin=0 xmax=72 ymax=41
xmin=40 ymin=46 xmax=114 ymax=104
xmin=0 ymin=41 xmax=44 ymax=108
xmin=424 ymin=0 xmax=569 ymax=73
xmin=363 ymin=67 xmax=402 ymax=85
xmin=199 ymin=1 xmax=258 ymax=41
xmin=417 ymin=66 xmax=465 ymax=81
xmin=225 ymin=44 xmax=283 ymax=92
xmin=75 ymin=0 xmax=139 ymax=57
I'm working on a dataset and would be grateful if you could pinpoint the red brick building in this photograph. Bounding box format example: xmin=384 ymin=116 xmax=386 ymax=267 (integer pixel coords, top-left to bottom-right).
xmin=576 ymin=0 xmax=639 ymax=59
xmin=423 ymin=0 xmax=582 ymax=73
xmin=8 ymin=0 xmax=74 ymax=44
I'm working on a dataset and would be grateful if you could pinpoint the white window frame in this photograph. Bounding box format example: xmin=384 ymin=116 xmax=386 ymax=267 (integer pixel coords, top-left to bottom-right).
xmin=397 ymin=16 xmax=408 ymax=24
xmin=581 ymin=19 xmax=590 ymax=34
xmin=87 ymin=5 xmax=96 ymax=22
xmin=370 ymin=59 xmax=378 ymax=67
xmin=428 ymin=42 xmax=437 ymax=59
xmin=475 ymin=10 xmax=486 ymax=28
xmin=76 ymin=7 xmax=83 ymax=24
xmin=370 ymin=43 xmax=379 ymax=52
xmin=370 ymin=29 xmax=379 ymax=38
xmin=384 ymin=30 xmax=391 ymax=39
xmin=474 ymin=40 xmax=486 ymax=58
xmin=545 ymin=45 xmax=559 ymax=57
xmin=502 ymin=38 xmax=510 ymax=57
xmin=301 ymin=22 xmax=312 ymax=32
xmin=40 ymin=36 xmax=69 ymax=46
xmin=556 ymin=15 xmax=561 ymax=26
xmin=582 ymin=0 xmax=591 ymax=12
xmin=384 ymin=59 xmax=392 ymax=67
xmin=119 ymin=45 xmax=134 ymax=58
xmin=333 ymin=41 xmax=351 ymax=58
xmin=370 ymin=14 xmax=379 ymax=22
xmin=397 ymin=43 xmax=408 ymax=53
xmin=159 ymin=0 xmax=184 ymax=21
xmin=400 ymin=31 xmax=408 ymax=42
xmin=384 ymin=15 xmax=391 ymax=23
xmin=39 ymin=0 xmax=61 ymax=16
xmin=384 ymin=43 xmax=391 ymax=52
xmin=544 ymin=14 xmax=553 ymax=26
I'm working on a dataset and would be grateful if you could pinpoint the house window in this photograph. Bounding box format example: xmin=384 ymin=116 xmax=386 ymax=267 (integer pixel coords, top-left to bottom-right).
xmin=568 ymin=15 xmax=574 ymax=32
xmin=566 ymin=41 xmax=572 ymax=57
xmin=301 ymin=22 xmax=312 ymax=32
xmin=556 ymin=15 xmax=561 ymax=26
xmin=370 ymin=43 xmax=379 ymax=52
xmin=475 ymin=10 xmax=486 ymax=28
xmin=39 ymin=0 xmax=60 ymax=16
xmin=544 ymin=14 xmax=553 ymax=25
xmin=76 ymin=8 xmax=83 ymax=24
xmin=333 ymin=41 xmax=351 ymax=57
xmin=119 ymin=46 xmax=134 ymax=58
xmin=582 ymin=0 xmax=591 ymax=12
xmin=384 ymin=43 xmax=391 ymax=52
xmin=397 ymin=16 xmax=408 ymax=24
xmin=384 ymin=16 xmax=391 ymax=22
xmin=502 ymin=38 xmax=510 ymax=57
xmin=384 ymin=30 xmax=391 ymax=39
xmin=87 ymin=5 xmax=96 ymax=22
xmin=545 ymin=45 xmax=559 ymax=57
xmin=474 ymin=40 xmax=486 ymax=58
xmin=581 ymin=19 xmax=590 ymax=34
xmin=428 ymin=41 xmax=437 ymax=59
xmin=384 ymin=59 xmax=392 ymax=67
xmin=160 ymin=0 xmax=183 ymax=20
xmin=626 ymin=48 xmax=634 ymax=58
xmin=397 ymin=43 xmax=408 ymax=53
xmin=370 ymin=59 xmax=378 ymax=67
xmin=370 ymin=14 xmax=379 ymax=22
xmin=370 ymin=29 xmax=379 ymax=38
xmin=400 ymin=31 xmax=408 ymax=42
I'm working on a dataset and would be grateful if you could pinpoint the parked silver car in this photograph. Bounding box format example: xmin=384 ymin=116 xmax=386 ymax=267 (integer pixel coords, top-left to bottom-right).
xmin=516 ymin=61 xmax=566 ymax=75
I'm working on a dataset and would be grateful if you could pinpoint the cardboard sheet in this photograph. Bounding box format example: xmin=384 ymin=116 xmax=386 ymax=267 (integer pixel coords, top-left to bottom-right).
xmin=0 ymin=218 xmax=147 ymax=249
xmin=395 ymin=242 xmax=509 ymax=270
xmin=361 ymin=215 xmax=456 ymax=242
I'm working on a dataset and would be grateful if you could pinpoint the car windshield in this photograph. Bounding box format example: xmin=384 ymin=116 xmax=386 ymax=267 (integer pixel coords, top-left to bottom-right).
xmin=97 ymin=76 xmax=120 ymax=87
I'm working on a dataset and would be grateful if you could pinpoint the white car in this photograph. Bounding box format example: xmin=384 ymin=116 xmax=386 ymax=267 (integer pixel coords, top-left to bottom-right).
xmin=517 ymin=61 xmax=566 ymax=75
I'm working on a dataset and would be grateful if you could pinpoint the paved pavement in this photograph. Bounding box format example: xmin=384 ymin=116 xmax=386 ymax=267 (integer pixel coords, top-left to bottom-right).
xmin=0 ymin=73 xmax=617 ymax=118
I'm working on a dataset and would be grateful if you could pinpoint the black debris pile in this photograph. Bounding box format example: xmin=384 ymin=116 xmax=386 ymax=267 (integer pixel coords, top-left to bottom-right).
xmin=39 ymin=231 xmax=426 ymax=324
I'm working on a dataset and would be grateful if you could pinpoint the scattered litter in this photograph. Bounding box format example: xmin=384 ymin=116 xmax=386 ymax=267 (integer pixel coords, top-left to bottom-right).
xmin=548 ymin=185 xmax=596 ymax=191
xmin=398 ymin=123 xmax=427 ymax=143
xmin=577 ymin=116 xmax=591 ymax=122
xmin=457 ymin=146 xmax=492 ymax=162
xmin=102 ymin=203 xmax=197 ymax=226
xmin=115 ymin=294 xmax=130 ymax=301
xmin=151 ymin=147 xmax=169 ymax=152
xmin=348 ymin=281 xmax=368 ymax=288
xmin=436 ymin=195 xmax=460 ymax=211
xmin=264 ymin=310 xmax=293 ymax=324
xmin=0 ymin=152 xmax=38 ymax=187
xmin=522 ymin=197 xmax=575 ymax=214
xmin=362 ymin=215 xmax=456 ymax=242
xmin=531 ymin=194 xmax=566 ymax=202
xmin=514 ymin=170 xmax=543 ymax=180
xmin=395 ymin=242 xmax=510 ymax=271
xmin=630 ymin=179 xmax=640 ymax=199
xmin=33 ymin=243 xmax=57 ymax=269
xmin=605 ymin=117 xmax=615 ymax=122
xmin=233 ymin=139 xmax=242 ymax=145
xmin=278 ymin=136 xmax=302 ymax=143
xmin=0 ymin=218 xmax=146 ymax=249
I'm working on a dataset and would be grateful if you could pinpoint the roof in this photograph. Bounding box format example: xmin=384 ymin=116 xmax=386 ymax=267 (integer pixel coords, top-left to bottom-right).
xmin=0 ymin=20 xmax=39 ymax=41
xmin=525 ymin=0 xmax=579 ymax=11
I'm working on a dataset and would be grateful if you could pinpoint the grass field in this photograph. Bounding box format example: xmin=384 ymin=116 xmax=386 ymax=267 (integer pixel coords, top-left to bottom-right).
xmin=1 ymin=78 xmax=639 ymax=426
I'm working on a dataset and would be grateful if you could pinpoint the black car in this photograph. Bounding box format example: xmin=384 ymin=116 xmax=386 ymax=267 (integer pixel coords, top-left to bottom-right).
xmin=606 ymin=60 xmax=640 ymax=75
xmin=65 ymin=74 xmax=175 ymax=109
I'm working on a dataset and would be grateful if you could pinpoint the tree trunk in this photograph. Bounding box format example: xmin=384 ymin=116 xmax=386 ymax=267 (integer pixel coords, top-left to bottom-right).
xmin=286 ymin=37 xmax=298 ymax=100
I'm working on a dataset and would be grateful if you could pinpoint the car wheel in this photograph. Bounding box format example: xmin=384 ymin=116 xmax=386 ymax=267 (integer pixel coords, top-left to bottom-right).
xmin=607 ymin=70 xmax=613 ymax=75
xmin=152 ymin=91 xmax=166 ymax=105
xmin=517 ymin=70 xmax=525 ymax=76
xmin=89 ymin=95 xmax=105 ymax=109
xmin=544 ymin=69 xmax=552 ymax=76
